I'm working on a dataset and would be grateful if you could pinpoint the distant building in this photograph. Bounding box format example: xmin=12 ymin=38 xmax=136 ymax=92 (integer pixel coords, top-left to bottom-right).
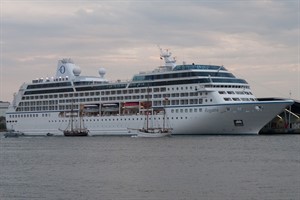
xmin=0 ymin=101 xmax=10 ymax=117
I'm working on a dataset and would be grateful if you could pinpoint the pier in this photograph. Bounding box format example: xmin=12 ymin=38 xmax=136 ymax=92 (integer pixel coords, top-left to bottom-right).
xmin=259 ymin=98 xmax=300 ymax=134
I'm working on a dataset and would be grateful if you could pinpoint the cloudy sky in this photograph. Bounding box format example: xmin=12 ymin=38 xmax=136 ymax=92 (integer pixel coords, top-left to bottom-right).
xmin=0 ymin=0 xmax=299 ymax=102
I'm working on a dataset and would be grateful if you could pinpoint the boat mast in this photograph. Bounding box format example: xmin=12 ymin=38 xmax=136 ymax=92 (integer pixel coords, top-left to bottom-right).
xmin=163 ymin=99 xmax=166 ymax=130
xmin=146 ymin=87 xmax=150 ymax=130
xmin=70 ymin=102 xmax=74 ymax=132
xmin=79 ymin=104 xmax=84 ymax=131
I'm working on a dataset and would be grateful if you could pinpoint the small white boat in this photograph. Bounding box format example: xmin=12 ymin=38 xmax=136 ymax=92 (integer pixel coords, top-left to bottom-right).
xmin=132 ymin=101 xmax=172 ymax=137
xmin=135 ymin=128 xmax=171 ymax=138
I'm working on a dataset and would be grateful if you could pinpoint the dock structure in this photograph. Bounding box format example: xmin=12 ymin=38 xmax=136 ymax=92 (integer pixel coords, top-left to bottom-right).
xmin=259 ymin=98 xmax=300 ymax=134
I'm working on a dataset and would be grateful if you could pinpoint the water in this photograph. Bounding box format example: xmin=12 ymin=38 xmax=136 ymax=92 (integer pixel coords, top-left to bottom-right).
xmin=0 ymin=135 xmax=299 ymax=200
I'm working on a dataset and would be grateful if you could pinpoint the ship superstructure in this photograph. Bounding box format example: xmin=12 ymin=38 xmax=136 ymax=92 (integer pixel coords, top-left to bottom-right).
xmin=6 ymin=48 xmax=293 ymax=135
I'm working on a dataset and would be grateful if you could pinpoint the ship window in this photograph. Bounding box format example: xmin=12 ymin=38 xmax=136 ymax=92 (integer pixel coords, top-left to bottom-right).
xmin=194 ymin=108 xmax=197 ymax=112
xmin=232 ymin=98 xmax=240 ymax=101
xmin=180 ymin=93 xmax=188 ymax=97
xmin=163 ymin=94 xmax=170 ymax=98
xmin=224 ymin=98 xmax=232 ymax=101
xmin=190 ymin=92 xmax=198 ymax=96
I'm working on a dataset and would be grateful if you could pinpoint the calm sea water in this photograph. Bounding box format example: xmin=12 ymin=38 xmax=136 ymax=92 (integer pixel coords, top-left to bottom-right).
xmin=0 ymin=135 xmax=299 ymax=200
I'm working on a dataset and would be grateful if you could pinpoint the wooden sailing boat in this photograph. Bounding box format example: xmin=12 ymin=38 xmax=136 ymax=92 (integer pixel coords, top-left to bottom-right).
xmin=136 ymin=108 xmax=172 ymax=138
xmin=135 ymin=90 xmax=172 ymax=137
xmin=62 ymin=104 xmax=89 ymax=137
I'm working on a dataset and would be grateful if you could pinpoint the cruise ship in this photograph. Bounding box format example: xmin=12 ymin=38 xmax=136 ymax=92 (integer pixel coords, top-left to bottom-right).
xmin=5 ymin=48 xmax=294 ymax=136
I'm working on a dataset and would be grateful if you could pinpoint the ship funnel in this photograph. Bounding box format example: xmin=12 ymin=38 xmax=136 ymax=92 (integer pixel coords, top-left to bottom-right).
xmin=55 ymin=58 xmax=81 ymax=79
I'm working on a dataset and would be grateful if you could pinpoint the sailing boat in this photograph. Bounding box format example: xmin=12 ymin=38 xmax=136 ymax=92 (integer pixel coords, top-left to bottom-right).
xmin=135 ymin=109 xmax=172 ymax=138
xmin=61 ymin=104 xmax=89 ymax=137
xmin=134 ymin=95 xmax=172 ymax=137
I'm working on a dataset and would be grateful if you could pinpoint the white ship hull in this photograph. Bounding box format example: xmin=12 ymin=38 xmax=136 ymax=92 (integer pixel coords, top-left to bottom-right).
xmin=6 ymin=100 xmax=293 ymax=136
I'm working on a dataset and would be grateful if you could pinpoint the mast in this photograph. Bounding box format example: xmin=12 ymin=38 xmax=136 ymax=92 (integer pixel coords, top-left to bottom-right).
xmin=70 ymin=103 xmax=74 ymax=132
xmin=79 ymin=104 xmax=83 ymax=131
xmin=163 ymin=108 xmax=166 ymax=130
xmin=146 ymin=87 xmax=150 ymax=130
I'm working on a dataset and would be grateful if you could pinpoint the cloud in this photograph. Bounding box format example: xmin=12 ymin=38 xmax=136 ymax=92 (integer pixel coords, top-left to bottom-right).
xmin=0 ymin=0 xmax=299 ymax=101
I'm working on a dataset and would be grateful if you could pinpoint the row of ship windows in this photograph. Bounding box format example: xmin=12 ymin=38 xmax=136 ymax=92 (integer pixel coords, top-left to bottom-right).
xmin=218 ymin=91 xmax=253 ymax=95
xmin=9 ymin=115 xmax=225 ymax=124
xmin=8 ymin=116 xmax=192 ymax=124
xmin=224 ymin=97 xmax=255 ymax=101
xmin=9 ymin=107 xmax=204 ymax=120
xmin=18 ymin=89 xmax=254 ymax=107
xmin=20 ymin=88 xmax=253 ymax=103
xmin=15 ymin=97 xmax=256 ymax=113
xmin=8 ymin=113 xmax=49 ymax=119
xmin=206 ymin=85 xmax=249 ymax=89
xmin=16 ymin=99 xmax=211 ymax=112
xmin=49 ymin=116 xmax=190 ymax=123
xmin=22 ymin=86 xmax=200 ymax=100
xmin=22 ymin=84 xmax=249 ymax=100
xmin=9 ymin=107 xmax=210 ymax=121
xmin=20 ymin=92 xmax=207 ymax=104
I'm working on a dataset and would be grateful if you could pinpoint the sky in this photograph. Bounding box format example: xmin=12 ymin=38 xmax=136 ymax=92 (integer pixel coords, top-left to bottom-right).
xmin=0 ymin=0 xmax=299 ymax=102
